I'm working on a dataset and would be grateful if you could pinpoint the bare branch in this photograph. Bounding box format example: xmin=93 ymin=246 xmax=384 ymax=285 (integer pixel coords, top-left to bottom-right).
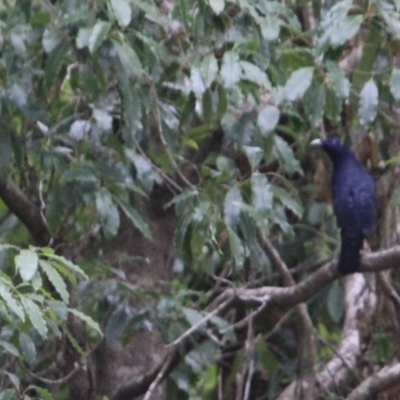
xmin=346 ymin=363 xmax=400 ymax=400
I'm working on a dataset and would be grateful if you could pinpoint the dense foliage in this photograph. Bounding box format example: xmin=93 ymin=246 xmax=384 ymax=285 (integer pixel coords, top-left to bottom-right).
xmin=0 ymin=0 xmax=400 ymax=399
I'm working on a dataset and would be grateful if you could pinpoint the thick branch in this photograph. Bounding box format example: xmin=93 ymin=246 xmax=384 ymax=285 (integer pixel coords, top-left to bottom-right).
xmin=111 ymin=246 xmax=400 ymax=399
xmin=346 ymin=363 xmax=400 ymax=400
xmin=317 ymin=274 xmax=377 ymax=394
xmin=0 ymin=177 xmax=51 ymax=245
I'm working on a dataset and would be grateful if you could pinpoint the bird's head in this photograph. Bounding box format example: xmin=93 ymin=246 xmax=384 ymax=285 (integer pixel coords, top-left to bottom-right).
xmin=311 ymin=137 xmax=351 ymax=162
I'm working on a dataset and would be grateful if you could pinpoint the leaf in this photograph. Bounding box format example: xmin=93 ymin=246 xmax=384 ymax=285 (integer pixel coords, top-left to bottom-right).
xmin=0 ymin=283 xmax=24 ymax=321
xmin=259 ymin=14 xmax=280 ymax=41
xmin=0 ymin=389 xmax=16 ymax=400
xmin=209 ymin=0 xmax=225 ymax=14
xmin=243 ymin=146 xmax=263 ymax=170
xmin=180 ymin=91 xmax=196 ymax=127
xmin=44 ymin=253 xmax=87 ymax=279
xmin=105 ymin=304 xmax=129 ymax=342
xmin=4 ymin=372 xmax=19 ymax=391
xmin=217 ymin=84 xmax=228 ymax=119
xmin=330 ymin=15 xmax=363 ymax=47
xmin=251 ymin=173 xmax=273 ymax=212
xmin=44 ymin=41 xmax=70 ymax=88
xmin=240 ymin=61 xmax=270 ymax=87
xmin=68 ymin=308 xmax=102 ymax=336
xmin=227 ymin=227 xmax=245 ymax=268
xmin=390 ymin=68 xmax=400 ymax=101
xmin=326 ymin=61 xmax=350 ymax=99
xmin=96 ymin=188 xmax=120 ymax=238
xmin=325 ymin=87 xmax=342 ymax=122
xmin=76 ymin=27 xmax=92 ymax=49
xmin=190 ymin=67 xmax=205 ymax=94
xmin=0 ymin=340 xmax=20 ymax=357
xmin=113 ymin=38 xmax=142 ymax=78
xmin=201 ymin=54 xmax=219 ymax=87
xmin=202 ymin=89 xmax=213 ymax=123
xmin=359 ymin=79 xmax=378 ymax=126
xmin=272 ymin=186 xmax=303 ymax=218
xmin=21 ymin=297 xmax=48 ymax=339
xmin=284 ymin=67 xmax=314 ymax=101
xmin=116 ymin=198 xmax=152 ymax=239
xmin=273 ymin=136 xmax=303 ymax=175
xmin=40 ymin=260 xmax=69 ymax=304
xmin=304 ymin=84 xmax=326 ymax=127
xmin=182 ymin=307 xmax=203 ymax=326
xmin=15 ymin=249 xmax=38 ymax=282
xmin=19 ymin=333 xmax=37 ymax=365
xmin=88 ymin=21 xmax=111 ymax=53
xmin=257 ymin=105 xmax=280 ymax=136
xmin=220 ymin=51 xmax=241 ymax=89
xmin=224 ymin=186 xmax=242 ymax=227
xmin=31 ymin=387 xmax=53 ymax=400
xmin=109 ymin=0 xmax=132 ymax=27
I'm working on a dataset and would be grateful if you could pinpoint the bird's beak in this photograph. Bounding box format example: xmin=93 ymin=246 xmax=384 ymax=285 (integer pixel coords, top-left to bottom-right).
xmin=310 ymin=138 xmax=323 ymax=147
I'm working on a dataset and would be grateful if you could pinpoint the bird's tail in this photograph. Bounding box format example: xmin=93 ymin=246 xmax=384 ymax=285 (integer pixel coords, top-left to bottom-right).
xmin=337 ymin=231 xmax=364 ymax=275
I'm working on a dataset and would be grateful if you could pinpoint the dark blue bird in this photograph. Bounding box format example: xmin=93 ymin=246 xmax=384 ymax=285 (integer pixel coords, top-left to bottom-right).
xmin=311 ymin=137 xmax=378 ymax=274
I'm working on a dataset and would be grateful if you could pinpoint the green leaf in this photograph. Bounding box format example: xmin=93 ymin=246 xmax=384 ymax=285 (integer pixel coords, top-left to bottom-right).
xmin=44 ymin=41 xmax=69 ymax=88
xmin=202 ymin=89 xmax=213 ymax=123
xmin=19 ymin=333 xmax=37 ymax=364
xmin=76 ymin=27 xmax=92 ymax=49
xmin=105 ymin=304 xmax=129 ymax=342
xmin=0 ymin=283 xmax=24 ymax=320
xmin=390 ymin=68 xmax=400 ymax=101
xmin=217 ymin=84 xmax=228 ymax=119
xmin=209 ymin=0 xmax=225 ymax=14
xmin=30 ymin=387 xmax=53 ymax=400
xmin=88 ymin=21 xmax=111 ymax=53
xmin=220 ymin=51 xmax=241 ymax=89
xmin=4 ymin=372 xmax=19 ymax=391
xmin=180 ymin=91 xmax=196 ymax=127
xmin=224 ymin=186 xmax=242 ymax=227
xmin=257 ymin=105 xmax=280 ymax=136
xmin=44 ymin=254 xmax=87 ymax=279
xmin=21 ymin=297 xmax=48 ymax=339
xmin=259 ymin=14 xmax=280 ymax=41
xmin=108 ymin=0 xmax=132 ymax=27
xmin=182 ymin=307 xmax=203 ymax=326
xmin=40 ymin=260 xmax=69 ymax=304
xmin=330 ymin=15 xmax=362 ymax=47
xmin=359 ymin=79 xmax=378 ymax=126
xmin=240 ymin=61 xmax=270 ymax=87
xmin=68 ymin=308 xmax=102 ymax=336
xmin=251 ymin=173 xmax=273 ymax=212
xmin=0 ymin=340 xmax=20 ymax=357
xmin=96 ymin=188 xmax=120 ymax=239
xmin=113 ymin=38 xmax=142 ymax=78
xmin=243 ymin=146 xmax=263 ymax=170
xmin=304 ymin=84 xmax=326 ymax=128
xmin=15 ymin=249 xmax=39 ymax=282
xmin=116 ymin=198 xmax=152 ymax=239
xmin=0 ymin=389 xmax=16 ymax=400
xmin=272 ymin=186 xmax=303 ymax=218
xmin=201 ymin=54 xmax=219 ymax=87
xmin=284 ymin=67 xmax=314 ymax=101
xmin=273 ymin=136 xmax=302 ymax=175
xmin=227 ymin=227 xmax=245 ymax=268
xmin=326 ymin=61 xmax=350 ymax=99
xmin=325 ymin=87 xmax=342 ymax=122
xmin=190 ymin=67 xmax=205 ymax=94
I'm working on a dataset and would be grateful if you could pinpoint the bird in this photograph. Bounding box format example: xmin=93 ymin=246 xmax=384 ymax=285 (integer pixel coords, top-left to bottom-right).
xmin=311 ymin=137 xmax=378 ymax=274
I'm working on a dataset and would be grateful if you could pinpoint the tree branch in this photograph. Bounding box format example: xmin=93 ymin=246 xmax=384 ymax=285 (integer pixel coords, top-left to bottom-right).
xmin=346 ymin=363 xmax=400 ymax=400
xmin=0 ymin=177 xmax=51 ymax=246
